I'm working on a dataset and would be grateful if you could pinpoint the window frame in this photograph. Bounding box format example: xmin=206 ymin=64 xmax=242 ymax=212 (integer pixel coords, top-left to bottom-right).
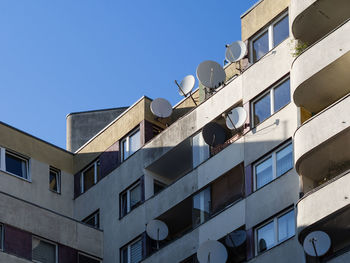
xmin=78 ymin=252 xmax=101 ymax=263
xmin=80 ymin=160 xmax=100 ymax=194
xmin=49 ymin=167 xmax=61 ymax=194
xmin=253 ymin=140 xmax=293 ymax=191
xmin=120 ymin=236 xmax=144 ymax=263
xmin=255 ymin=208 xmax=295 ymax=256
xmin=32 ymin=236 xmax=58 ymax=263
xmin=121 ymin=128 xmax=141 ymax=162
xmin=82 ymin=210 xmax=100 ymax=229
xmin=249 ymin=10 xmax=289 ymax=63
xmin=251 ymin=75 xmax=290 ymax=127
xmin=0 ymin=224 xmax=3 ymax=251
xmin=0 ymin=148 xmax=30 ymax=181
xmin=120 ymin=180 xmax=142 ymax=218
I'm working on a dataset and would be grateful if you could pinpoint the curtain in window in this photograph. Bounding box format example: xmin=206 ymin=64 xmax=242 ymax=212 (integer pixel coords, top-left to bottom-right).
xmin=192 ymin=132 xmax=210 ymax=168
xmin=129 ymin=130 xmax=141 ymax=156
xmin=130 ymin=185 xmax=141 ymax=209
xmin=276 ymin=143 xmax=293 ymax=177
xmin=130 ymin=240 xmax=143 ymax=263
xmin=32 ymin=238 xmax=56 ymax=263
xmin=256 ymin=157 xmax=273 ymax=189
xmin=278 ymin=210 xmax=295 ymax=242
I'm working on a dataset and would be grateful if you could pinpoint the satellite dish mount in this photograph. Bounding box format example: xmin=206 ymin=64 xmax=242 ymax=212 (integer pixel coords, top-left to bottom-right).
xmin=175 ymin=75 xmax=197 ymax=106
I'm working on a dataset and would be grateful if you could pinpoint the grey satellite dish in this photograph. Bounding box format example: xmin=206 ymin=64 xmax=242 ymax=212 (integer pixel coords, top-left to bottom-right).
xmin=146 ymin=219 xmax=169 ymax=249
xmin=225 ymin=230 xmax=247 ymax=248
xmin=225 ymin=107 xmax=247 ymax=130
xmin=197 ymin=240 xmax=228 ymax=263
xmin=225 ymin=41 xmax=247 ymax=63
xmin=150 ymin=98 xmax=173 ymax=118
xmin=303 ymin=231 xmax=331 ymax=257
xmin=202 ymin=122 xmax=227 ymax=147
xmin=196 ymin=60 xmax=226 ymax=89
xmin=175 ymin=75 xmax=197 ymax=106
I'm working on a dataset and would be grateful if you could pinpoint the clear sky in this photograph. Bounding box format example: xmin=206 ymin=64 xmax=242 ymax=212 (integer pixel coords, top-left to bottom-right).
xmin=0 ymin=0 xmax=259 ymax=149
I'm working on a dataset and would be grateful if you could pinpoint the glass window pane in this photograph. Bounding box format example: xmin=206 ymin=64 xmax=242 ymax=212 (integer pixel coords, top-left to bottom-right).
xmin=122 ymin=140 xmax=128 ymax=161
xmin=256 ymin=157 xmax=273 ymax=189
xmin=278 ymin=210 xmax=295 ymax=242
xmin=0 ymin=225 xmax=2 ymax=250
xmin=83 ymin=165 xmax=95 ymax=192
xmin=130 ymin=184 xmax=141 ymax=209
xmin=49 ymin=170 xmax=58 ymax=192
xmin=276 ymin=143 xmax=293 ymax=177
xmin=121 ymin=247 xmax=128 ymax=263
xmin=78 ymin=254 xmax=100 ymax=263
xmin=257 ymin=221 xmax=275 ymax=253
xmin=253 ymin=93 xmax=271 ymax=126
xmin=5 ymin=152 xmax=27 ymax=179
xmin=192 ymin=132 xmax=210 ymax=168
xmin=274 ymin=79 xmax=291 ymax=112
xmin=273 ymin=15 xmax=289 ymax=47
xmin=129 ymin=130 xmax=141 ymax=156
xmin=253 ymin=31 xmax=269 ymax=62
xmin=130 ymin=240 xmax=143 ymax=263
xmin=121 ymin=192 xmax=128 ymax=216
xmin=192 ymin=187 xmax=211 ymax=227
xmin=32 ymin=237 xmax=56 ymax=263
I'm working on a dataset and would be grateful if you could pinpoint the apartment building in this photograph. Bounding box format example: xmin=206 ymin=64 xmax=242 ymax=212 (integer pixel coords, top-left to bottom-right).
xmin=0 ymin=0 xmax=349 ymax=262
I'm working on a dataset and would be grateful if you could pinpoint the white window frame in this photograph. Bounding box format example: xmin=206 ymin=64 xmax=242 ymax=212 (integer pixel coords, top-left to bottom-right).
xmin=251 ymin=75 xmax=290 ymax=127
xmin=121 ymin=237 xmax=143 ymax=263
xmin=121 ymin=128 xmax=141 ymax=162
xmin=82 ymin=210 xmax=100 ymax=228
xmin=120 ymin=181 xmax=141 ymax=216
xmin=32 ymin=236 xmax=58 ymax=263
xmin=49 ymin=167 xmax=61 ymax=194
xmin=80 ymin=160 xmax=100 ymax=193
xmin=78 ymin=252 xmax=101 ymax=263
xmin=249 ymin=10 xmax=289 ymax=63
xmin=255 ymin=209 xmax=295 ymax=256
xmin=0 ymin=147 xmax=30 ymax=181
xmin=253 ymin=140 xmax=293 ymax=191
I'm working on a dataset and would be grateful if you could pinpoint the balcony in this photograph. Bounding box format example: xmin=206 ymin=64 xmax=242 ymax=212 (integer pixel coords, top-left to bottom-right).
xmin=291 ymin=19 xmax=350 ymax=116
xmin=294 ymin=94 xmax=350 ymax=194
xmin=297 ymin=170 xmax=350 ymax=261
xmin=290 ymin=0 xmax=350 ymax=44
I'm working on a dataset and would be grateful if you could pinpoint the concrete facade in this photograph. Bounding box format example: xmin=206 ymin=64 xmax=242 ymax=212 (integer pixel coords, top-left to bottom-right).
xmin=0 ymin=0 xmax=349 ymax=262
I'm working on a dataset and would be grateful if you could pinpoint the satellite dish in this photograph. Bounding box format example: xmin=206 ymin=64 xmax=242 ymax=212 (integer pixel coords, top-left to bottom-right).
xmin=196 ymin=60 xmax=226 ymax=89
xmin=178 ymin=75 xmax=195 ymax=96
xmin=146 ymin=219 xmax=169 ymax=241
xmin=303 ymin=231 xmax=331 ymax=257
xmin=202 ymin=122 xmax=227 ymax=147
xmin=197 ymin=240 xmax=227 ymax=263
xmin=150 ymin=98 xmax=173 ymax=118
xmin=225 ymin=41 xmax=247 ymax=63
xmin=225 ymin=230 xmax=247 ymax=247
xmin=225 ymin=107 xmax=247 ymax=130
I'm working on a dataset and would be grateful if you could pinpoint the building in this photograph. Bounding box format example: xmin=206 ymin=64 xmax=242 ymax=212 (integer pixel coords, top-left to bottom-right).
xmin=0 ymin=0 xmax=349 ymax=262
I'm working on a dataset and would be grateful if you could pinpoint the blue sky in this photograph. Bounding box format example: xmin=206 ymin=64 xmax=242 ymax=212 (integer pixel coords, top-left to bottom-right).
xmin=0 ymin=0 xmax=259 ymax=149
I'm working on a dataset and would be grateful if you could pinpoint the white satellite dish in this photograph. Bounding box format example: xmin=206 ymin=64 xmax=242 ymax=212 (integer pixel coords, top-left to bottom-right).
xmin=225 ymin=230 xmax=247 ymax=248
xmin=303 ymin=231 xmax=331 ymax=257
xmin=150 ymin=98 xmax=173 ymax=118
xmin=146 ymin=219 xmax=169 ymax=249
xmin=225 ymin=107 xmax=247 ymax=130
xmin=197 ymin=240 xmax=228 ymax=263
xmin=196 ymin=60 xmax=226 ymax=89
xmin=178 ymin=75 xmax=195 ymax=96
xmin=225 ymin=41 xmax=247 ymax=63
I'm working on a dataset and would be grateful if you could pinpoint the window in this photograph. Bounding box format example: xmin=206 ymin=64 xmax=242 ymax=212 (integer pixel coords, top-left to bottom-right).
xmin=254 ymin=141 xmax=293 ymax=190
xmin=32 ymin=237 xmax=57 ymax=263
xmin=192 ymin=187 xmax=211 ymax=227
xmin=252 ymin=77 xmax=290 ymax=126
xmin=250 ymin=12 xmax=289 ymax=63
xmin=192 ymin=132 xmax=210 ymax=168
xmin=121 ymin=237 xmax=143 ymax=263
xmin=121 ymin=128 xmax=141 ymax=161
xmin=256 ymin=209 xmax=295 ymax=255
xmin=49 ymin=167 xmax=61 ymax=193
xmin=82 ymin=210 xmax=100 ymax=228
xmin=80 ymin=160 xmax=100 ymax=193
xmin=0 ymin=148 xmax=29 ymax=180
xmin=120 ymin=181 xmax=142 ymax=217
xmin=153 ymin=180 xmax=166 ymax=195
xmin=0 ymin=224 xmax=3 ymax=251
xmin=78 ymin=253 xmax=101 ymax=263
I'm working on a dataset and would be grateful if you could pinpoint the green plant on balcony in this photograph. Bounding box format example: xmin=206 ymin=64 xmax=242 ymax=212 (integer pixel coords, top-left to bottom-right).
xmin=291 ymin=40 xmax=308 ymax=57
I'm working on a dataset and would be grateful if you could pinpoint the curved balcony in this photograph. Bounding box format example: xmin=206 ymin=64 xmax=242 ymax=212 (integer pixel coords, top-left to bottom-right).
xmin=294 ymin=94 xmax=350 ymax=193
xmin=291 ymin=19 xmax=350 ymax=114
xmin=290 ymin=0 xmax=350 ymax=44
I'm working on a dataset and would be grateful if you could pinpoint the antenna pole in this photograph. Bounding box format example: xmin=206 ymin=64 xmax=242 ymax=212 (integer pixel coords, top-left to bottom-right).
xmin=157 ymin=229 xmax=160 ymax=250
xmin=227 ymin=114 xmax=237 ymax=131
xmin=175 ymin=80 xmax=197 ymax=106
xmin=310 ymin=238 xmax=319 ymax=258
